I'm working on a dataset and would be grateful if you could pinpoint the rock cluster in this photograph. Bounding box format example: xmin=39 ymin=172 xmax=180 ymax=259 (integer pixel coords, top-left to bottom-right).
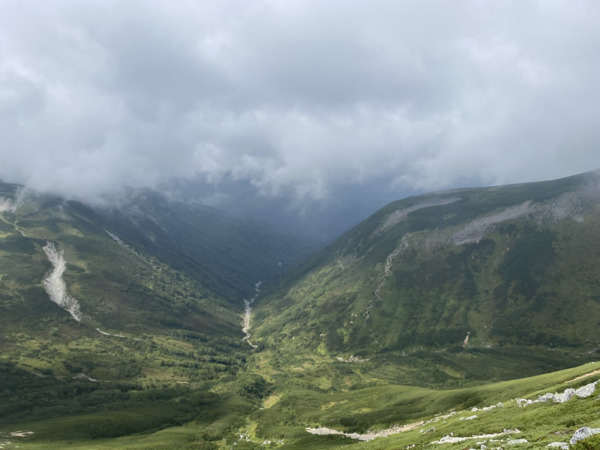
xmin=516 ymin=381 xmax=598 ymax=406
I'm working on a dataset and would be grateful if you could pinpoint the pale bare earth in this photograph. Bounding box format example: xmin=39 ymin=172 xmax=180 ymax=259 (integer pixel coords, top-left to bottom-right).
xmin=568 ymin=369 xmax=600 ymax=383
xmin=0 ymin=431 xmax=34 ymax=449
xmin=374 ymin=197 xmax=461 ymax=236
xmin=0 ymin=197 xmax=13 ymax=212
xmin=42 ymin=242 xmax=83 ymax=321
xmin=306 ymin=421 xmax=424 ymax=442
xmin=96 ymin=328 xmax=126 ymax=338
xmin=431 ymin=429 xmax=521 ymax=445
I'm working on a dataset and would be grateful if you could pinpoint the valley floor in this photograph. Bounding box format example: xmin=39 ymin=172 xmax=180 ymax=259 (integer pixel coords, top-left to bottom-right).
xmin=3 ymin=356 xmax=600 ymax=449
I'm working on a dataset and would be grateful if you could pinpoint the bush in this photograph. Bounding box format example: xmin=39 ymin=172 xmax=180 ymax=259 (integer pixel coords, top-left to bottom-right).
xmin=236 ymin=374 xmax=273 ymax=399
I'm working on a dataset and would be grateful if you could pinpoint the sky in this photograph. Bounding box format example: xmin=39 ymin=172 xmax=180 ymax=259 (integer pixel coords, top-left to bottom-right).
xmin=1 ymin=1 xmax=600 ymax=239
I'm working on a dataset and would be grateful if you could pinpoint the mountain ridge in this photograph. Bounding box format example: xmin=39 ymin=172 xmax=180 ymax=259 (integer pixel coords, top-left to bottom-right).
xmin=252 ymin=170 xmax=600 ymax=356
xmin=3 ymin=171 xmax=600 ymax=448
xmin=0 ymin=181 xmax=315 ymax=443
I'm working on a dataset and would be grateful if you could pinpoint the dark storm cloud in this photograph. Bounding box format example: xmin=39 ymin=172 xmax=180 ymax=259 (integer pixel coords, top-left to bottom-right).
xmin=1 ymin=0 xmax=600 ymax=203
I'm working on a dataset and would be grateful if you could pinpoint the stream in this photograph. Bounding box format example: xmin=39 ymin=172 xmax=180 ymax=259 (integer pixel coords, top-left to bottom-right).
xmin=242 ymin=281 xmax=261 ymax=349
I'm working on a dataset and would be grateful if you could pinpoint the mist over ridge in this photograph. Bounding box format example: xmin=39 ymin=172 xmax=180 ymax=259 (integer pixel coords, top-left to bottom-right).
xmin=1 ymin=0 xmax=600 ymax=237
xmin=4 ymin=3 xmax=600 ymax=447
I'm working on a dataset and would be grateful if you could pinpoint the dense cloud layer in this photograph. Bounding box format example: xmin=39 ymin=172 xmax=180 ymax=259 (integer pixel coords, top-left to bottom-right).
xmin=1 ymin=0 xmax=600 ymax=204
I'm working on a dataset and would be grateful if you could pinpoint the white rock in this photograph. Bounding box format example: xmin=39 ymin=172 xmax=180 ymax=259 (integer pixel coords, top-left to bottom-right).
xmin=460 ymin=415 xmax=478 ymax=421
xmin=575 ymin=381 xmax=598 ymax=398
xmin=42 ymin=242 xmax=82 ymax=321
xmin=570 ymin=427 xmax=600 ymax=445
xmin=516 ymin=398 xmax=533 ymax=407
xmin=519 ymin=381 xmax=598 ymax=407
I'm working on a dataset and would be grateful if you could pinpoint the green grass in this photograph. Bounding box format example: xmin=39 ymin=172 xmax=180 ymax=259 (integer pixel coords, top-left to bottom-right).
xmin=4 ymin=174 xmax=600 ymax=448
xmin=253 ymin=171 xmax=600 ymax=358
xmin=241 ymin=361 xmax=600 ymax=448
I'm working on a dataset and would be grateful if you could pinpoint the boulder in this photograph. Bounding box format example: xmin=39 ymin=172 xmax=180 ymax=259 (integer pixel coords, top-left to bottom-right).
xmin=570 ymin=427 xmax=600 ymax=445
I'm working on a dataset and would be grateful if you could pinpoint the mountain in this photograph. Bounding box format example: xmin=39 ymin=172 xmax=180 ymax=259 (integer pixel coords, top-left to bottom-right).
xmin=253 ymin=170 xmax=600 ymax=359
xmin=0 ymin=182 xmax=314 ymax=442
xmin=164 ymin=176 xmax=413 ymax=244
xmin=69 ymin=188 xmax=316 ymax=298
xmin=4 ymin=172 xmax=600 ymax=449
xmin=221 ymin=170 xmax=600 ymax=448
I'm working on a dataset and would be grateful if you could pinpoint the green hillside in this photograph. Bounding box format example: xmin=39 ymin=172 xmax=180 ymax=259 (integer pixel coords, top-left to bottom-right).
xmin=69 ymin=188 xmax=315 ymax=298
xmin=3 ymin=172 xmax=600 ymax=449
xmin=253 ymin=170 xmax=600 ymax=357
xmin=0 ymin=183 xmax=311 ymax=447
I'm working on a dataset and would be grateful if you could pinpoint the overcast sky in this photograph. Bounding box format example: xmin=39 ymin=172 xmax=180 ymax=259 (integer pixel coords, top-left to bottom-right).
xmin=1 ymin=0 xmax=600 ymax=211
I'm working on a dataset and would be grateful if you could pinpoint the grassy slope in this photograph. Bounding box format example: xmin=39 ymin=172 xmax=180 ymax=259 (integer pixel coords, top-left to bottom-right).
xmin=218 ymin=171 xmax=600 ymax=447
xmin=4 ymin=360 xmax=600 ymax=448
xmin=0 ymin=187 xmax=257 ymax=445
xmin=70 ymin=189 xmax=316 ymax=299
xmin=4 ymin=173 xmax=600 ymax=449
xmin=252 ymin=171 xmax=600 ymax=357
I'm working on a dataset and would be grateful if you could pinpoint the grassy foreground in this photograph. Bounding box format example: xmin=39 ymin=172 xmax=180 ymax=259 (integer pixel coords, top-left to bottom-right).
xmin=2 ymin=360 xmax=600 ymax=448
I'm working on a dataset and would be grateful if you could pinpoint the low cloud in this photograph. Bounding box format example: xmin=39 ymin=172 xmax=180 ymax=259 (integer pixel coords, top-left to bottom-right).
xmin=1 ymin=0 xmax=600 ymax=204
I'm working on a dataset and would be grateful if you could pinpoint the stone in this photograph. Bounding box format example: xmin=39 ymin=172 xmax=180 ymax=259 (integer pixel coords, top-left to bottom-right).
xmin=570 ymin=427 xmax=600 ymax=445
xmin=546 ymin=442 xmax=568 ymax=449
xmin=575 ymin=381 xmax=598 ymax=398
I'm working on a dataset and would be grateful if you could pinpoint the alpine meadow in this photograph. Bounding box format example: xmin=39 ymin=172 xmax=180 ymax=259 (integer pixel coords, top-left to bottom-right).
xmin=2 ymin=171 xmax=600 ymax=449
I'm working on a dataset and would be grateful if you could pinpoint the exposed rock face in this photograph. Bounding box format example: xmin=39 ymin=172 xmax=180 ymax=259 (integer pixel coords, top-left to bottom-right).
xmin=517 ymin=381 xmax=598 ymax=406
xmin=374 ymin=197 xmax=461 ymax=236
xmin=0 ymin=197 xmax=14 ymax=212
xmin=570 ymin=427 xmax=600 ymax=445
xmin=306 ymin=421 xmax=424 ymax=442
xmin=42 ymin=242 xmax=82 ymax=321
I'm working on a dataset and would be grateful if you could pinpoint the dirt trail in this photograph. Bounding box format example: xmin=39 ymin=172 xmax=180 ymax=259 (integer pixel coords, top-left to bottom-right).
xmin=364 ymin=234 xmax=411 ymax=323
xmin=363 ymin=235 xmax=412 ymax=348
xmin=568 ymin=369 xmax=600 ymax=383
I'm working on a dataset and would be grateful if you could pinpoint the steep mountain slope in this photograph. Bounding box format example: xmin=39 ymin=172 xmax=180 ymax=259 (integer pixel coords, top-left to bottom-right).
xmin=69 ymin=188 xmax=315 ymax=298
xmin=4 ymin=172 xmax=600 ymax=449
xmin=253 ymin=170 xmax=600 ymax=357
xmin=0 ymin=182 xmax=313 ymax=438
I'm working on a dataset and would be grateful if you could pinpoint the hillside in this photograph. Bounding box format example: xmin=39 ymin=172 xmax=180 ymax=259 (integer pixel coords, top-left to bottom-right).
xmin=3 ymin=172 xmax=600 ymax=449
xmin=67 ymin=188 xmax=315 ymax=298
xmin=253 ymin=170 xmax=600 ymax=357
xmin=0 ymin=183 xmax=313 ymax=443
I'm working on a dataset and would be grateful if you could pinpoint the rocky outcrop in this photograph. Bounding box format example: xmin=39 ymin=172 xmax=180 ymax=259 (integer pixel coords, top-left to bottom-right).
xmin=516 ymin=381 xmax=598 ymax=406
xmin=570 ymin=427 xmax=600 ymax=445
xmin=42 ymin=242 xmax=82 ymax=321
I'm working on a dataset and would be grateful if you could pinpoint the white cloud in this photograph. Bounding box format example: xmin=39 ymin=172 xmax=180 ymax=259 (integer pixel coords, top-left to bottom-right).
xmin=1 ymin=0 xmax=599 ymax=202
